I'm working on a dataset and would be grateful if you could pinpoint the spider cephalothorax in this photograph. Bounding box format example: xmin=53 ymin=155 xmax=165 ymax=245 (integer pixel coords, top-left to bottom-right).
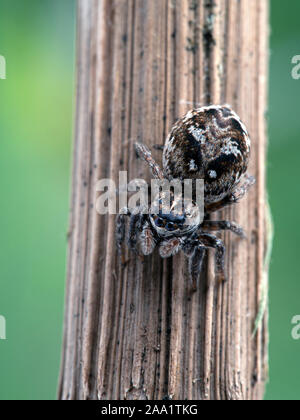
xmin=116 ymin=105 xmax=255 ymax=291
xmin=149 ymin=193 xmax=201 ymax=238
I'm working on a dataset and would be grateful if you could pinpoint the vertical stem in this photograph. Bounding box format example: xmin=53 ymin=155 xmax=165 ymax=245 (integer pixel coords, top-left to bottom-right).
xmin=59 ymin=0 xmax=269 ymax=400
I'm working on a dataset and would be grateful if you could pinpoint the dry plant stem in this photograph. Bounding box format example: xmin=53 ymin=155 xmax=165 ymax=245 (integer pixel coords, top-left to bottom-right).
xmin=58 ymin=0 xmax=269 ymax=400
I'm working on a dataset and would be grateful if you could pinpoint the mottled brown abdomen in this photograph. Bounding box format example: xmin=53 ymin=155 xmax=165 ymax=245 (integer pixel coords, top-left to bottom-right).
xmin=163 ymin=105 xmax=251 ymax=204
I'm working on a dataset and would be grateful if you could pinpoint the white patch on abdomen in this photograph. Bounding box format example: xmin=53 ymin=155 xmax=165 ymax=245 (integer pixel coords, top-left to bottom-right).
xmin=188 ymin=126 xmax=206 ymax=144
xmin=221 ymin=142 xmax=242 ymax=158
xmin=208 ymin=169 xmax=217 ymax=179
xmin=189 ymin=159 xmax=198 ymax=172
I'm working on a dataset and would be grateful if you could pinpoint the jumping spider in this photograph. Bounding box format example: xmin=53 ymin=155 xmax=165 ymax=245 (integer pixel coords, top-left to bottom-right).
xmin=116 ymin=105 xmax=255 ymax=291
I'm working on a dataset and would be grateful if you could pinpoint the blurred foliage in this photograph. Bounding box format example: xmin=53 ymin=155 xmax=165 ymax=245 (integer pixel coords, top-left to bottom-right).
xmin=0 ymin=0 xmax=75 ymax=400
xmin=265 ymin=0 xmax=300 ymax=401
xmin=0 ymin=0 xmax=299 ymax=400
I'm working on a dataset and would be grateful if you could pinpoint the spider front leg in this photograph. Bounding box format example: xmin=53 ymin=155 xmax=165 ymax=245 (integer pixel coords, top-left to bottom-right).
xmin=128 ymin=209 xmax=147 ymax=253
xmin=159 ymin=237 xmax=182 ymax=258
xmin=116 ymin=206 xmax=147 ymax=260
xmin=160 ymin=237 xmax=203 ymax=292
xmin=140 ymin=220 xmax=157 ymax=256
xmin=135 ymin=143 xmax=165 ymax=180
xmin=198 ymin=232 xmax=226 ymax=283
xmin=201 ymin=220 xmax=246 ymax=238
xmin=116 ymin=207 xmax=130 ymax=255
xmin=116 ymin=207 xmax=133 ymax=265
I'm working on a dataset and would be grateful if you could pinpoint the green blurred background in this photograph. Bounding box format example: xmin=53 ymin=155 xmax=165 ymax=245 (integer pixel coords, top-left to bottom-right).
xmin=0 ymin=0 xmax=299 ymax=400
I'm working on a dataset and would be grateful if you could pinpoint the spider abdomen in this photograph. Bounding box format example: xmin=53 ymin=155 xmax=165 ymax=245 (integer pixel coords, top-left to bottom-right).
xmin=163 ymin=105 xmax=251 ymax=204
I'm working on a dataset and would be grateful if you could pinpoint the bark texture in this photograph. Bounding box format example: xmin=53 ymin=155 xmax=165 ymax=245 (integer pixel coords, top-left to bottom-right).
xmin=58 ymin=0 xmax=269 ymax=400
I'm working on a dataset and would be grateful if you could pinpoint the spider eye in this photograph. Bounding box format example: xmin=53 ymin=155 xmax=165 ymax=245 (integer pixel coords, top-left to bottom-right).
xmin=155 ymin=218 xmax=164 ymax=227
xmin=166 ymin=222 xmax=176 ymax=231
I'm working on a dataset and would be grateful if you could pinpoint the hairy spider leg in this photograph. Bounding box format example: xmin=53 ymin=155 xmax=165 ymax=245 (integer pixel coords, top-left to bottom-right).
xmin=116 ymin=207 xmax=132 ymax=264
xmin=198 ymin=233 xmax=226 ymax=283
xmin=231 ymin=174 xmax=256 ymax=202
xmin=200 ymin=220 xmax=246 ymax=238
xmin=189 ymin=246 xmax=206 ymax=291
xmin=128 ymin=211 xmax=146 ymax=253
xmin=205 ymin=174 xmax=255 ymax=215
xmin=140 ymin=221 xmax=157 ymax=256
xmin=135 ymin=143 xmax=165 ymax=180
xmin=159 ymin=237 xmax=182 ymax=258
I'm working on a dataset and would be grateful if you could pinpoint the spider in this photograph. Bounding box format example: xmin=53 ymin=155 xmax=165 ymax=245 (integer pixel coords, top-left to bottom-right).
xmin=116 ymin=105 xmax=255 ymax=291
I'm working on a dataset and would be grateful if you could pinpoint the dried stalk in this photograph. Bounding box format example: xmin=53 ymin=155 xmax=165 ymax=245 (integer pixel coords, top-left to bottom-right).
xmin=58 ymin=0 xmax=269 ymax=400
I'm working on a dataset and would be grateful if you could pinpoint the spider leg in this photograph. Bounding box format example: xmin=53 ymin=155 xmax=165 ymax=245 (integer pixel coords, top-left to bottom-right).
xmin=116 ymin=207 xmax=131 ymax=254
xmin=198 ymin=232 xmax=226 ymax=283
xmin=116 ymin=207 xmax=132 ymax=265
xmin=159 ymin=237 xmax=182 ymax=258
xmin=205 ymin=198 xmax=230 ymax=214
xmin=135 ymin=143 xmax=165 ymax=180
xmin=128 ymin=210 xmax=146 ymax=253
xmin=200 ymin=220 xmax=246 ymax=238
xmin=140 ymin=221 xmax=157 ymax=256
xmin=153 ymin=144 xmax=164 ymax=151
xmin=189 ymin=246 xmax=206 ymax=291
xmin=231 ymin=174 xmax=256 ymax=203
xmin=205 ymin=174 xmax=255 ymax=214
